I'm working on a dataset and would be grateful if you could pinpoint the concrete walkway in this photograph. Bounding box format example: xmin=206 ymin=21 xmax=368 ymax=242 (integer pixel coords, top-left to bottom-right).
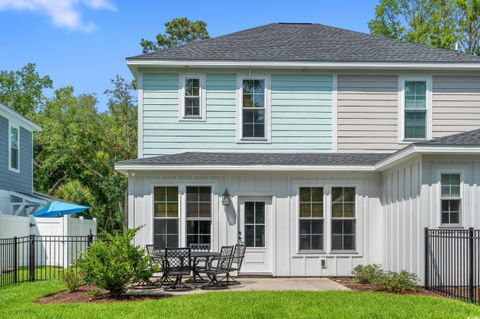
xmin=129 ymin=277 xmax=349 ymax=296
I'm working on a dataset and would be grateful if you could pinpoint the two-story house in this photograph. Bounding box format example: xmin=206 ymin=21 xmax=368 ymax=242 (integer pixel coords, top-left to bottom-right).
xmin=0 ymin=103 xmax=46 ymax=216
xmin=115 ymin=23 xmax=480 ymax=281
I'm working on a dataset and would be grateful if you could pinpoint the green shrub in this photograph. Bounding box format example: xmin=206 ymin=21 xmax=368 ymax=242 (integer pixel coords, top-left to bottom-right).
xmin=373 ymin=270 xmax=419 ymax=293
xmin=352 ymin=264 xmax=383 ymax=284
xmin=78 ymin=227 xmax=158 ymax=296
xmin=62 ymin=267 xmax=84 ymax=292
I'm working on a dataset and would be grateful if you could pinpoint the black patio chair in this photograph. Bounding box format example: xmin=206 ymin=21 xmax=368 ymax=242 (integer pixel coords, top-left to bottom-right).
xmin=220 ymin=244 xmax=246 ymax=285
xmin=200 ymin=245 xmax=235 ymax=290
xmin=163 ymin=247 xmax=192 ymax=291
xmin=144 ymin=245 xmax=172 ymax=287
xmin=186 ymin=243 xmax=211 ymax=284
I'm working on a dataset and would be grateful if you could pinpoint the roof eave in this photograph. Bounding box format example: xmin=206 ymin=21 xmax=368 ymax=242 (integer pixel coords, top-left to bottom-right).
xmin=0 ymin=103 xmax=42 ymax=132
xmin=126 ymin=59 xmax=480 ymax=72
xmin=114 ymin=164 xmax=376 ymax=172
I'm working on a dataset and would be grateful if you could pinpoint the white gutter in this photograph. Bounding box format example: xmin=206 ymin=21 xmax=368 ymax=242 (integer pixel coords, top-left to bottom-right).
xmin=127 ymin=60 xmax=480 ymax=70
xmin=114 ymin=164 xmax=375 ymax=172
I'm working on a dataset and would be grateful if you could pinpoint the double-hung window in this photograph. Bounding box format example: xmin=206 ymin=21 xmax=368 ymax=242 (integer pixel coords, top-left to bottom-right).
xmin=153 ymin=187 xmax=179 ymax=249
xmin=241 ymin=79 xmax=266 ymax=139
xmin=440 ymin=174 xmax=461 ymax=225
xmin=9 ymin=123 xmax=19 ymax=172
xmin=401 ymin=77 xmax=431 ymax=141
xmin=186 ymin=186 xmax=212 ymax=246
xmin=331 ymin=187 xmax=356 ymax=251
xmin=180 ymin=75 xmax=205 ymax=120
xmin=299 ymin=187 xmax=324 ymax=251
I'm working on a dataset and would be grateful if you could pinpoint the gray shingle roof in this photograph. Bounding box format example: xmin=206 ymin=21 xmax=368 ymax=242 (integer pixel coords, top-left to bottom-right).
xmin=128 ymin=23 xmax=480 ymax=63
xmin=417 ymin=129 xmax=480 ymax=145
xmin=116 ymin=152 xmax=390 ymax=167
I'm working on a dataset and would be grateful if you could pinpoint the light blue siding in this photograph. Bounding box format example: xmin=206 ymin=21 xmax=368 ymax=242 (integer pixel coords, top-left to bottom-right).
xmin=142 ymin=72 xmax=333 ymax=156
xmin=0 ymin=115 xmax=33 ymax=193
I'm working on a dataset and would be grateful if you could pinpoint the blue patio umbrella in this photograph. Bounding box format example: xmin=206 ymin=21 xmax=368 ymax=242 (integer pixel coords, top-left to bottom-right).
xmin=33 ymin=201 xmax=89 ymax=218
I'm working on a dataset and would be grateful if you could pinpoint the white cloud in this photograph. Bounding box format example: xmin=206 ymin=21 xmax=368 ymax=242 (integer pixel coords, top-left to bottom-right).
xmin=0 ymin=0 xmax=116 ymax=32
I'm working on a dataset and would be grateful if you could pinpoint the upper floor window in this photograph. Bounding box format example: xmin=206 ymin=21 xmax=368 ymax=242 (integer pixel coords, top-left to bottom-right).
xmin=237 ymin=76 xmax=271 ymax=143
xmin=440 ymin=173 xmax=461 ymax=226
xmin=399 ymin=76 xmax=432 ymax=141
xmin=9 ymin=123 xmax=19 ymax=172
xmin=179 ymin=74 xmax=206 ymax=121
xmin=242 ymin=79 xmax=265 ymax=139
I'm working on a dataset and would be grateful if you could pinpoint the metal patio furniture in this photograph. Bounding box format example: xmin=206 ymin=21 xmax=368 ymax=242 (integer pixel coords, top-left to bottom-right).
xmin=200 ymin=245 xmax=235 ymax=290
xmin=220 ymin=244 xmax=246 ymax=285
xmin=186 ymin=243 xmax=211 ymax=284
xmin=163 ymin=247 xmax=192 ymax=291
xmin=145 ymin=244 xmax=173 ymax=287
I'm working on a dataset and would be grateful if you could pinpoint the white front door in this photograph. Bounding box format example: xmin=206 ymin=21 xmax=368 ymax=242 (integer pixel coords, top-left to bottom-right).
xmin=238 ymin=197 xmax=273 ymax=275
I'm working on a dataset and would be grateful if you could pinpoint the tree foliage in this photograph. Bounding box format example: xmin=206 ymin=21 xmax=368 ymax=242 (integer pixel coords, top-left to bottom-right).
xmin=0 ymin=64 xmax=136 ymax=232
xmin=140 ymin=17 xmax=210 ymax=53
xmin=0 ymin=63 xmax=53 ymax=116
xmin=369 ymin=0 xmax=480 ymax=55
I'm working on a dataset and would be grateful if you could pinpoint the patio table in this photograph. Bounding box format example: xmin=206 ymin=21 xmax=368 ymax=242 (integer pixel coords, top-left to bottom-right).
xmin=154 ymin=250 xmax=219 ymax=287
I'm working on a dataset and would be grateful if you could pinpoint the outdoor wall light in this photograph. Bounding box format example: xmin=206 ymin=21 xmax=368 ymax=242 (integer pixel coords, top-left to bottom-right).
xmin=222 ymin=189 xmax=231 ymax=207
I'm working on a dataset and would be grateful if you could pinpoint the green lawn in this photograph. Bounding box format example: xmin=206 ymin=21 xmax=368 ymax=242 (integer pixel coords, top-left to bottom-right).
xmin=1 ymin=280 xmax=480 ymax=319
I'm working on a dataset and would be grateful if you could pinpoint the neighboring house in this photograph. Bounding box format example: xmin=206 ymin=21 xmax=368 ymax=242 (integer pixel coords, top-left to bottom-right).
xmin=115 ymin=23 xmax=480 ymax=281
xmin=0 ymin=103 xmax=46 ymax=216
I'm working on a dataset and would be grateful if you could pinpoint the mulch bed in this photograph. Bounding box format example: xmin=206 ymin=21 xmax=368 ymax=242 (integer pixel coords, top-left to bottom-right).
xmin=331 ymin=277 xmax=441 ymax=297
xmin=36 ymin=285 xmax=170 ymax=304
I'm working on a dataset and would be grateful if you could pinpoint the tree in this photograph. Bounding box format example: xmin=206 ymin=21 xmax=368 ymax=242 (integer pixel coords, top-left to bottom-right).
xmin=54 ymin=180 xmax=96 ymax=217
xmin=368 ymin=0 xmax=480 ymax=55
xmin=140 ymin=17 xmax=209 ymax=53
xmin=0 ymin=63 xmax=53 ymax=116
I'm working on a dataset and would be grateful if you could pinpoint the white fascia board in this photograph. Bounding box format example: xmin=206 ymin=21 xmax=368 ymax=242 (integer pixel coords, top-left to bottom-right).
xmin=127 ymin=59 xmax=480 ymax=70
xmin=374 ymin=145 xmax=480 ymax=171
xmin=0 ymin=104 xmax=42 ymax=132
xmin=114 ymin=164 xmax=376 ymax=172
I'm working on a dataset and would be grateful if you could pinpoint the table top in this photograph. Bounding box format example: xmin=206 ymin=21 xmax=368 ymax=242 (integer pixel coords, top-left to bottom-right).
xmin=153 ymin=250 xmax=219 ymax=258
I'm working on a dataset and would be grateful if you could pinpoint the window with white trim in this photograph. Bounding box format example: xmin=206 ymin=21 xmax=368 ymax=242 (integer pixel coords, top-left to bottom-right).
xmin=241 ymin=79 xmax=266 ymax=139
xmin=331 ymin=187 xmax=356 ymax=251
xmin=186 ymin=186 xmax=212 ymax=246
xmin=299 ymin=187 xmax=324 ymax=250
xmin=9 ymin=123 xmax=19 ymax=172
xmin=153 ymin=187 xmax=179 ymax=249
xmin=180 ymin=75 xmax=205 ymax=120
xmin=401 ymin=78 xmax=431 ymax=141
xmin=441 ymin=173 xmax=461 ymax=225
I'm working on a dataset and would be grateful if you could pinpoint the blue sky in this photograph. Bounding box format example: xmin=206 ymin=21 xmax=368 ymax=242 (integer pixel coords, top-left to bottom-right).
xmin=0 ymin=0 xmax=378 ymax=111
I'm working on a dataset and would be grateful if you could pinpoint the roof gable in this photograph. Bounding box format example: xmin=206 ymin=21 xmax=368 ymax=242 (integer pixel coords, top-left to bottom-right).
xmin=128 ymin=23 xmax=480 ymax=64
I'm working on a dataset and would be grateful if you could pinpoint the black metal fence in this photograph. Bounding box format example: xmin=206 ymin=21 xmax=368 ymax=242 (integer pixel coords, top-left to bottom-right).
xmin=425 ymin=227 xmax=480 ymax=303
xmin=0 ymin=234 xmax=93 ymax=288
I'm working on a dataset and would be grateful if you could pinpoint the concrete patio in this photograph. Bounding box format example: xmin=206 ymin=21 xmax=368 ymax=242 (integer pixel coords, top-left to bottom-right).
xmin=130 ymin=277 xmax=350 ymax=296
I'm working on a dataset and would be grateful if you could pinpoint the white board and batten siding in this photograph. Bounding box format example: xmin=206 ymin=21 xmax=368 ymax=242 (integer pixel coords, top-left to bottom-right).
xmin=128 ymin=171 xmax=384 ymax=277
xmin=141 ymin=72 xmax=333 ymax=156
xmin=382 ymin=154 xmax=480 ymax=284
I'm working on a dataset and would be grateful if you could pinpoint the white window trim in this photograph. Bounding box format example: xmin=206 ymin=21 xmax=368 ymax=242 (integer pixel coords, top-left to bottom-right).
xmin=236 ymin=74 xmax=272 ymax=143
xmin=438 ymin=170 xmax=464 ymax=228
xmin=293 ymin=181 xmax=361 ymax=256
xmin=8 ymin=122 xmax=20 ymax=173
xmin=150 ymin=182 xmax=216 ymax=249
xmin=398 ymin=75 xmax=433 ymax=143
xmin=178 ymin=73 xmax=207 ymax=121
